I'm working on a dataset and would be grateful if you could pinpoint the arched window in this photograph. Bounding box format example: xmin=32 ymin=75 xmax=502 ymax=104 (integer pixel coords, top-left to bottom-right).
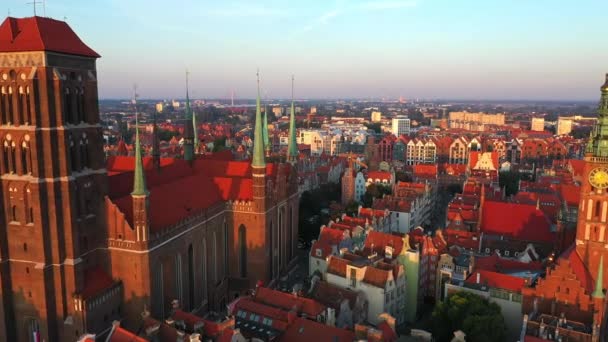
xmin=7 ymin=86 xmax=14 ymax=124
xmin=69 ymin=135 xmax=78 ymax=171
xmin=201 ymin=238 xmax=207 ymax=301
xmin=17 ymin=86 xmax=24 ymax=125
xmin=0 ymin=86 xmax=8 ymax=124
xmin=224 ymin=221 xmax=229 ymax=278
xmin=213 ymin=232 xmax=218 ymax=283
xmin=25 ymin=186 xmax=33 ymax=224
xmin=4 ymin=137 xmax=16 ymax=174
xmin=596 ymin=201 xmax=601 ymax=218
xmin=188 ymin=244 xmax=194 ymax=311
xmin=78 ymin=87 xmax=86 ymax=123
xmin=64 ymin=87 xmax=72 ymax=124
xmin=269 ymin=221 xmax=274 ymax=278
xmin=11 ymin=205 xmax=18 ymax=222
xmin=80 ymin=136 xmax=88 ymax=169
xmin=21 ymin=139 xmax=31 ymax=174
xmin=24 ymin=86 xmax=31 ymax=125
xmin=239 ymin=225 xmax=247 ymax=278
xmin=175 ymin=253 xmax=183 ymax=305
xmin=1 ymin=139 xmax=9 ymax=174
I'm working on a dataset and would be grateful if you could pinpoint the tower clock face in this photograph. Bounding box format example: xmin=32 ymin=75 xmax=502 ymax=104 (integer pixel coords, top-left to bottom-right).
xmin=589 ymin=167 xmax=608 ymax=189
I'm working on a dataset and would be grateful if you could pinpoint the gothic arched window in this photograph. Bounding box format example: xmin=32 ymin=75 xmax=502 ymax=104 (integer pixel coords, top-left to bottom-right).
xmin=21 ymin=138 xmax=32 ymax=175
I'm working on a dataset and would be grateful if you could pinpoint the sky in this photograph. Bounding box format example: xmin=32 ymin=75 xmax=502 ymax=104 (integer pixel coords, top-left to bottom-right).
xmin=5 ymin=0 xmax=608 ymax=100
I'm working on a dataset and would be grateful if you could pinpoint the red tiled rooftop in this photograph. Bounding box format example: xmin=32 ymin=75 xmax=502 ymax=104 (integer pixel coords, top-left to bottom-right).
xmin=465 ymin=270 xmax=526 ymax=293
xmin=254 ymin=287 xmax=326 ymax=318
xmin=278 ymin=317 xmax=354 ymax=342
xmin=480 ymin=201 xmax=554 ymax=243
xmin=364 ymin=231 xmax=404 ymax=257
xmin=0 ymin=16 xmax=100 ymax=57
xmin=327 ymin=256 xmax=349 ymax=277
xmin=107 ymin=326 xmax=147 ymax=342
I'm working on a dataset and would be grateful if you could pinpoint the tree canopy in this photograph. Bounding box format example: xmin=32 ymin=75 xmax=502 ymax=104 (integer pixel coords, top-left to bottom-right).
xmin=432 ymin=291 xmax=507 ymax=342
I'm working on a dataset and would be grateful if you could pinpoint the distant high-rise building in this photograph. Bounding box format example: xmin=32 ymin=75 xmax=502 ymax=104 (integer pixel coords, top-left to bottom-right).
xmin=155 ymin=102 xmax=164 ymax=113
xmin=310 ymin=106 xmax=317 ymax=114
xmin=392 ymin=115 xmax=411 ymax=136
xmin=172 ymin=99 xmax=180 ymax=108
xmin=272 ymin=106 xmax=283 ymax=116
xmin=530 ymin=117 xmax=545 ymax=131
xmin=557 ymin=117 xmax=573 ymax=135
xmin=371 ymin=111 xmax=382 ymax=122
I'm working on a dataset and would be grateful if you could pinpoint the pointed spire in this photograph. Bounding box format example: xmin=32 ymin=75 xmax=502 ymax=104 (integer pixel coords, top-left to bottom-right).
xmin=183 ymin=70 xmax=194 ymax=162
xmin=252 ymin=70 xmax=266 ymax=168
xmin=132 ymin=87 xmax=148 ymax=197
xmin=592 ymin=256 xmax=605 ymax=298
xmin=263 ymin=104 xmax=270 ymax=156
xmin=287 ymin=75 xmax=298 ymax=162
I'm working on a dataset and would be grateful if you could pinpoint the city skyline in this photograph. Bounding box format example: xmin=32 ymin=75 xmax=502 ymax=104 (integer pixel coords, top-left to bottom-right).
xmin=5 ymin=0 xmax=608 ymax=100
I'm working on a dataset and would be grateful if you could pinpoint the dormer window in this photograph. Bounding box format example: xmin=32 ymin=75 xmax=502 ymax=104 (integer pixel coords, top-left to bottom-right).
xmin=315 ymin=249 xmax=322 ymax=257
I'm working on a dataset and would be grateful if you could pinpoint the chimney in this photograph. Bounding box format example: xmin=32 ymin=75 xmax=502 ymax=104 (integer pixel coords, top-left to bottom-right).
xmin=189 ymin=333 xmax=201 ymax=342
xmin=476 ymin=272 xmax=480 ymax=284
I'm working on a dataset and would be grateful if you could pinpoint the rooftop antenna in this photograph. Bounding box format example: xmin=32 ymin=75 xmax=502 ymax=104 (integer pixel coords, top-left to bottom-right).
xmin=26 ymin=0 xmax=42 ymax=16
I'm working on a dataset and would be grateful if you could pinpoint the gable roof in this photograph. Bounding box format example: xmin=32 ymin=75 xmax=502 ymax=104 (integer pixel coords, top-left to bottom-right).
xmin=465 ymin=270 xmax=526 ymax=293
xmin=480 ymin=201 xmax=554 ymax=243
xmin=0 ymin=16 xmax=99 ymax=57
xmin=278 ymin=317 xmax=354 ymax=342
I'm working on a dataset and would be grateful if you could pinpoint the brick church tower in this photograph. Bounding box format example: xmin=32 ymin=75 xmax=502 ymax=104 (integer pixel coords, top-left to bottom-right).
xmin=0 ymin=17 xmax=111 ymax=341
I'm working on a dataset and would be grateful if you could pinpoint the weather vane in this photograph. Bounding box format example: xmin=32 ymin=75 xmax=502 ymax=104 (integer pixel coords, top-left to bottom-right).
xmin=26 ymin=0 xmax=45 ymax=16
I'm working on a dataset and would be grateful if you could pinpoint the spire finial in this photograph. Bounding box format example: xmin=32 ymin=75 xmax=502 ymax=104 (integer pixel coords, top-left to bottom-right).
xmin=132 ymin=85 xmax=148 ymax=196
xmin=592 ymin=256 xmax=605 ymax=299
xmin=287 ymin=74 xmax=299 ymax=163
xmin=183 ymin=70 xmax=194 ymax=162
xmin=252 ymin=69 xmax=266 ymax=168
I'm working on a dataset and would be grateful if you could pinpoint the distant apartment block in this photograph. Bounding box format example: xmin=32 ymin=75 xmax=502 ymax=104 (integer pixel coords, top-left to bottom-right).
xmin=391 ymin=116 xmax=411 ymax=136
xmin=530 ymin=117 xmax=544 ymax=131
xmin=448 ymin=111 xmax=505 ymax=131
xmin=371 ymin=111 xmax=382 ymax=122
xmin=557 ymin=117 xmax=573 ymax=135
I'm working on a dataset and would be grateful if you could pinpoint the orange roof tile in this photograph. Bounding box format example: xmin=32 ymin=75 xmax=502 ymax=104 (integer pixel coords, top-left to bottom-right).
xmin=465 ymin=270 xmax=526 ymax=293
xmin=0 ymin=16 xmax=100 ymax=57
xmin=278 ymin=317 xmax=354 ymax=342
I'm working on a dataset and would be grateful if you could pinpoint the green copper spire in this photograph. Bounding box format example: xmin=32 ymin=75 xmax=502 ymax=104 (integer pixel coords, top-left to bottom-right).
xmin=586 ymin=74 xmax=608 ymax=157
xmin=262 ymin=104 xmax=270 ymax=155
xmin=252 ymin=70 xmax=266 ymax=168
xmin=132 ymin=90 xmax=148 ymax=197
xmin=592 ymin=256 xmax=605 ymax=298
xmin=287 ymin=75 xmax=298 ymax=162
xmin=183 ymin=71 xmax=194 ymax=162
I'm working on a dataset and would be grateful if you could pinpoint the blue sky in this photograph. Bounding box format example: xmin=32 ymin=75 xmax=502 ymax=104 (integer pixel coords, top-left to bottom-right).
xmin=5 ymin=0 xmax=608 ymax=100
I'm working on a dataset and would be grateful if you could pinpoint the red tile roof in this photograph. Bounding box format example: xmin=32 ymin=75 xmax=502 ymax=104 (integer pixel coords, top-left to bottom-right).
xmin=465 ymin=270 xmax=526 ymax=293
xmin=362 ymin=266 xmax=390 ymax=288
xmin=327 ymin=256 xmax=349 ymax=277
xmin=81 ymin=266 xmax=115 ymax=300
xmin=278 ymin=317 xmax=354 ymax=342
xmin=413 ymin=164 xmax=437 ymax=177
xmin=364 ymin=231 xmax=404 ymax=257
xmin=107 ymin=326 xmax=147 ymax=342
xmin=254 ymin=287 xmax=326 ymax=318
xmin=480 ymin=201 xmax=554 ymax=243
xmin=475 ymin=253 xmax=543 ymax=273
xmin=0 ymin=16 xmax=100 ymax=57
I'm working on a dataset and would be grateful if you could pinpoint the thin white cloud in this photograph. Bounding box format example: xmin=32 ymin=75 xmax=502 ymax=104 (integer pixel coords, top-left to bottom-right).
xmin=206 ymin=3 xmax=290 ymax=18
xmin=358 ymin=1 xmax=417 ymax=10
xmin=300 ymin=9 xmax=341 ymax=33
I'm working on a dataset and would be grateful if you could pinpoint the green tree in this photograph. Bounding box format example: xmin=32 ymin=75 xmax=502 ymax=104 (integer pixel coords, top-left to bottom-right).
xmin=432 ymin=291 xmax=507 ymax=342
xmin=364 ymin=122 xmax=382 ymax=134
xmin=499 ymin=171 xmax=520 ymax=196
xmin=395 ymin=171 xmax=412 ymax=183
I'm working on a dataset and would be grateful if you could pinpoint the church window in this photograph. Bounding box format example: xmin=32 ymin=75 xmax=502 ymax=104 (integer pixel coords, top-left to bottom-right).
xmin=11 ymin=205 xmax=18 ymax=222
xmin=23 ymin=243 xmax=27 ymax=252
xmin=595 ymin=201 xmax=601 ymax=218
xmin=69 ymin=135 xmax=78 ymax=171
xmin=239 ymin=225 xmax=247 ymax=278
xmin=21 ymin=139 xmax=31 ymax=174
xmin=201 ymin=238 xmax=207 ymax=300
xmin=64 ymin=88 xmax=72 ymax=124
xmin=80 ymin=137 xmax=89 ymax=169
xmin=213 ymin=232 xmax=218 ymax=283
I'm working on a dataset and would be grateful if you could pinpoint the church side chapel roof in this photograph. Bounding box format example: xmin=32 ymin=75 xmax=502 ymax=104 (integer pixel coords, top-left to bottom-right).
xmin=106 ymin=155 xmax=292 ymax=233
xmin=480 ymin=201 xmax=554 ymax=243
xmin=0 ymin=16 xmax=100 ymax=57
